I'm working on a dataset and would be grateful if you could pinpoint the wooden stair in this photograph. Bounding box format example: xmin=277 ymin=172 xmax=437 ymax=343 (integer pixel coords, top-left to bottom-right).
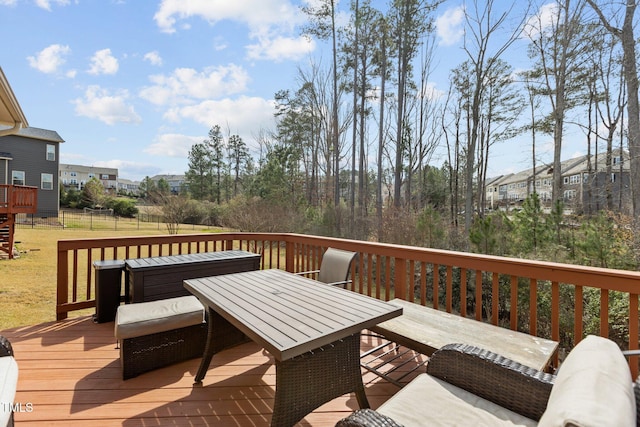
xmin=0 ymin=213 xmax=15 ymax=259
xmin=0 ymin=185 xmax=37 ymax=259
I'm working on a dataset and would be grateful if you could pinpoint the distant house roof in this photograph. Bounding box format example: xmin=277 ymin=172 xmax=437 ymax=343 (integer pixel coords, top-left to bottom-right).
xmin=151 ymin=174 xmax=185 ymax=182
xmin=0 ymin=67 xmax=28 ymax=133
xmin=13 ymin=126 xmax=64 ymax=143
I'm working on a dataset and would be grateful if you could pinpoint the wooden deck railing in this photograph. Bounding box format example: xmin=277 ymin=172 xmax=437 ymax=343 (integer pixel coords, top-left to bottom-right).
xmin=57 ymin=232 xmax=640 ymax=377
xmin=0 ymin=184 xmax=38 ymax=214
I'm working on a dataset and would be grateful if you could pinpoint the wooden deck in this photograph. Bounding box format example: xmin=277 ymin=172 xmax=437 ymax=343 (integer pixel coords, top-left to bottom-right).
xmin=1 ymin=316 xmax=425 ymax=426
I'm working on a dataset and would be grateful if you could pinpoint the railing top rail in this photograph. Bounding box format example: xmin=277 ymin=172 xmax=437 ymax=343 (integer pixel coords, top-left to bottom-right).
xmin=57 ymin=231 xmax=640 ymax=293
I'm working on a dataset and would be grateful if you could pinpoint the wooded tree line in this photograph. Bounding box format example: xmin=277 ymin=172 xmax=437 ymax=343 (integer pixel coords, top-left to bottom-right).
xmin=181 ymin=0 xmax=640 ymax=250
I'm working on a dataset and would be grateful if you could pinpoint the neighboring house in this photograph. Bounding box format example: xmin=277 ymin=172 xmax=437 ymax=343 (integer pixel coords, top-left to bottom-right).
xmin=0 ymin=127 xmax=64 ymax=216
xmin=117 ymin=178 xmax=140 ymax=195
xmin=59 ymin=164 xmax=118 ymax=193
xmin=485 ymin=149 xmax=631 ymax=214
xmin=151 ymin=174 xmax=185 ymax=194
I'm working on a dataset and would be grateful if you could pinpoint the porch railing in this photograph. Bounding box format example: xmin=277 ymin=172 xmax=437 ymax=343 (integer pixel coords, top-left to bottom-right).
xmin=0 ymin=184 xmax=38 ymax=214
xmin=57 ymin=232 xmax=640 ymax=377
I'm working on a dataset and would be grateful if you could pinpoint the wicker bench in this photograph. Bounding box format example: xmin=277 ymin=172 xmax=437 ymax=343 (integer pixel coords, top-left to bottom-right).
xmin=0 ymin=336 xmax=18 ymax=427
xmin=340 ymin=336 xmax=640 ymax=427
xmin=114 ymin=296 xmax=207 ymax=379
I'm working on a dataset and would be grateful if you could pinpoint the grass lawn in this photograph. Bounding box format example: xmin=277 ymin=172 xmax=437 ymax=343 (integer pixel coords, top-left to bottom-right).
xmin=0 ymin=223 xmax=222 ymax=330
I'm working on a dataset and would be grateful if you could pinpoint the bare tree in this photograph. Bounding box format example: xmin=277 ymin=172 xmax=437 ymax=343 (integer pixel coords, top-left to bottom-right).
xmin=389 ymin=0 xmax=440 ymax=209
xmin=587 ymin=0 xmax=640 ymax=216
xmin=526 ymin=0 xmax=588 ymax=206
xmin=461 ymin=0 xmax=523 ymax=231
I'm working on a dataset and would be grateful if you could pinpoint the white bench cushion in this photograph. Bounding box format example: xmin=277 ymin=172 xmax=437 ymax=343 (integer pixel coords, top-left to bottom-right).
xmin=115 ymin=296 xmax=204 ymax=340
xmin=0 ymin=356 xmax=18 ymax=427
xmin=377 ymin=372 xmax=537 ymax=427
xmin=539 ymin=335 xmax=635 ymax=427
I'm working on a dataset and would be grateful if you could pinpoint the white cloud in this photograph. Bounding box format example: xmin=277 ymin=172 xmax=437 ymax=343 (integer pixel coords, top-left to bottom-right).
xmin=154 ymin=0 xmax=300 ymax=33
xmin=144 ymin=133 xmax=203 ymax=158
xmin=436 ymin=6 xmax=465 ymax=46
xmin=0 ymin=0 xmax=17 ymax=6
xmin=163 ymin=96 xmax=275 ymax=149
xmin=35 ymin=0 xmax=69 ymax=11
xmin=88 ymin=48 xmax=119 ymax=75
xmin=27 ymin=44 xmax=71 ymax=74
xmin=139 ymin=64 xmax=250 ymax=106
xmin=213 ymin=37 xmax=227 ymax=51
xmin=420 ymin=82 xmax=445 ymax=101
xmin=523 ymin=3 xmax=559 ymax=40
xmin=72 ymin=85 xmax=141 ymax=125
xmin=143 ymin=51 xmax=163 ymax=66
xmin=246 ymin=35 xmax=314 ymax=61
xmin=153 ymin=0 xmax=308 ymax=61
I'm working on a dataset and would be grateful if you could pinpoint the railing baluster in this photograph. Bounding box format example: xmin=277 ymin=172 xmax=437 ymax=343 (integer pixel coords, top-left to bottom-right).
xmin=460 ymin=268 xmax=467 ymax=317
xmin=446 ymin=265 xmax=453 ymax=312
xmin=551 ymin=281 xmax=560 ymax=344
xmin=510 ymin=275 xmax=518 ymax=331
xmin=529 ymin=278 xmax=537 ymax=336
xmin=432 ymin=263 xmax=439 ymax=310
xmin=600 ymin=289 xmax=610 ymax=338
xmin=491 ymin=272 xmax=499 ymax=325
xmin=575 ymin=285 xmax=584 ymax=341
xmin=419 ymin=262 xmax=426 ymax=306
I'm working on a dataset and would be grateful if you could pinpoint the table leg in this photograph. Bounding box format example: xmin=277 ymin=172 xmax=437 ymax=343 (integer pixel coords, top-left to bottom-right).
xmin=270 ymin=333 xmax=369 ymax=427
xmin=194 ymin=307 xmax=250 ymax=384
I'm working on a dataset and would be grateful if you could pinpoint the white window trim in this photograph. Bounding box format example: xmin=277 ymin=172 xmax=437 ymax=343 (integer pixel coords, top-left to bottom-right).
xmin=12 ymin=170 xmax=25 ymax=186
xmin=41 ymin=173 xmax=54 ymax=190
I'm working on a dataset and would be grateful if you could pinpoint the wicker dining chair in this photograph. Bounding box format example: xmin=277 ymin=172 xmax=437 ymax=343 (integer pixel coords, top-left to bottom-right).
xmin=297 ymin=247 xmax=358 ymax=289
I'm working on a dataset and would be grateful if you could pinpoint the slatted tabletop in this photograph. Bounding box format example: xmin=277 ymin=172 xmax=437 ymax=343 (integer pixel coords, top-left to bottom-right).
xmin=184 ymin=268 xmax=402 ymax=361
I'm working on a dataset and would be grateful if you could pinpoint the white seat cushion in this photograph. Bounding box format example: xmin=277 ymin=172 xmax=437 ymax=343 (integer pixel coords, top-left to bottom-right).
xmin=377 ymin=373 xmax=537 ymax=427
xmin=539 ymin=335 xmax=635 ymax=427
xmin=0 ymin=356 xmax=18 ymax=427
xmin=115 ymin=296 xmax=204 ymax=340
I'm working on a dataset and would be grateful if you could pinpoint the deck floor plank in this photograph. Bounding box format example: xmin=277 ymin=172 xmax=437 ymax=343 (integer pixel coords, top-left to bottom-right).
xmin=2 ymin=316 xmax=424 ymax=426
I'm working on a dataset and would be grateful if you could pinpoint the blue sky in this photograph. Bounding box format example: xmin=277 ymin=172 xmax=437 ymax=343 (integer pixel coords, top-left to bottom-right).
xmin=0 ymin=0 xmax=582 ymax=182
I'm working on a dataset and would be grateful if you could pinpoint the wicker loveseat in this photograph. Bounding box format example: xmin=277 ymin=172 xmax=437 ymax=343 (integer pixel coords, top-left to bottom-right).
xmin=0 ymin=336 xmax=18 ymax=427
xmin=339 ymin=335 xmax=640 ymax=427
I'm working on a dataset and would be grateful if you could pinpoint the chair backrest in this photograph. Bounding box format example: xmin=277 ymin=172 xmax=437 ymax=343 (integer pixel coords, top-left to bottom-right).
xmin=317 ymin=248 xmax=358 ymax=285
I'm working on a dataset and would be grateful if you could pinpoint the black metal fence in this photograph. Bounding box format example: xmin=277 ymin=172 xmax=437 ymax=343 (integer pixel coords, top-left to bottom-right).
xmin=14 ymin=209 xmax=179 ymax=231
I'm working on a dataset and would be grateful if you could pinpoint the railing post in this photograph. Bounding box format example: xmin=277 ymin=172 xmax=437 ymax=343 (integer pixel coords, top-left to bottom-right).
xmin=285 ymin=240 xmax=295 ymax=273
xmin=395 ymin=258 xmax=406 ymax=300
xmin=56 ymin=242 xmax=69 ymax=320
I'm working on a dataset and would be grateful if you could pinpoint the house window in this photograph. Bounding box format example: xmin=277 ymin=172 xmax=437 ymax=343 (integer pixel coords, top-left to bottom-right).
xmin=46 ymin=144 xmax=55 ymax=161
xmin=564 ymin=189 xmax=576 ymax=200
xmin=70 ymin=172 xmax=77 ymax=177
xmin=563 ymin=177 xmax=569 ymax=184
xmin=41 ymin=173 xmax=53 ymax=190
xmin=101 ymin=174 xmax=109 ymax=179
xmin=569 ymin=174 xmax=580 ymax=184
xmin=88 ymin=173 xmax=95 ymax=179
xmin=613 ymin=156 xmax=621 ymax=165
xmin=12 ymin=171 xmax=25 ymax=186
xmin=611 ymin=173 xmax=617 ymax=183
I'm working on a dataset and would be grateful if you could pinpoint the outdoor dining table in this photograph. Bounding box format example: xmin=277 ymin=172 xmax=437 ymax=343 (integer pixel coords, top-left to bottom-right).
xmin=183 ymin=268 xmax=403 ymax=427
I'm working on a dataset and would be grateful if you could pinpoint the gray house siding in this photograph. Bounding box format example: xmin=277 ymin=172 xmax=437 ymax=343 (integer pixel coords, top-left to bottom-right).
xmin=0 ymin=128 xmax=63 ymax=216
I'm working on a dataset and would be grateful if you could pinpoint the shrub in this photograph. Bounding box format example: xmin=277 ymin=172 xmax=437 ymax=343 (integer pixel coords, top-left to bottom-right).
xmin=106 ymin=197 xmax=139 ymax=218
